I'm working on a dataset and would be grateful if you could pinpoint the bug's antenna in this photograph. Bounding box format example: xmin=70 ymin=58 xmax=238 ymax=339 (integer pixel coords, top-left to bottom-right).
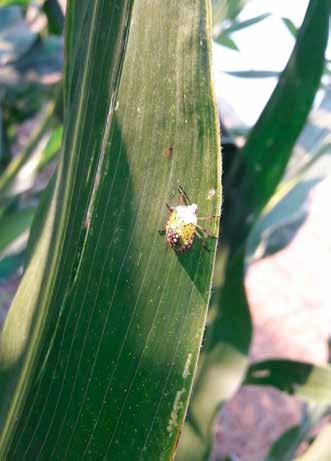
xmin=178 ymin=185 xmax=192 ymax=205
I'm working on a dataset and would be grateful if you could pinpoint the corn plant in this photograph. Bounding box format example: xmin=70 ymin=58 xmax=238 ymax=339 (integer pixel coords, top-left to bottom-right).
xmin=0 ymin=0 xmax=331 ymax=460
xmin=0 ymin=0 xmax=221 ymax=459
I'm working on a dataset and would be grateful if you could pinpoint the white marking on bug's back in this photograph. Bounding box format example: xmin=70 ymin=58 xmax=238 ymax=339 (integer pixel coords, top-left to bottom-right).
xmin=167 ymin=388 xmax=186 ymax=435
xmin=175 ymin=204 xmax=198 ymax=225
xmin=182 ymin=353 xmax=193 ymax=379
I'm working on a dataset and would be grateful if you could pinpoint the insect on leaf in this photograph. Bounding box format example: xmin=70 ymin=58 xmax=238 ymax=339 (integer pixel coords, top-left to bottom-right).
xmin=0 ymin=0 xmax=221 ymax=460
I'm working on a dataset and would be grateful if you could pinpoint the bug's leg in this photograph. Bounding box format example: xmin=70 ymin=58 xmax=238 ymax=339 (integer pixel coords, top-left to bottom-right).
xmin=166 ymin=203 xmax=174 ymax=212
xmin=196 ymin=224 xmax=218 ymax=240
xmin=195 ymin=230 xmax=210 ymax=252
xmin=198 ymin=215 xmax=220 ymax=221
xmin=158 ymin=226 xmax=166 ymax=234
xmin=178 ymin=185 xmax=192 ymax=205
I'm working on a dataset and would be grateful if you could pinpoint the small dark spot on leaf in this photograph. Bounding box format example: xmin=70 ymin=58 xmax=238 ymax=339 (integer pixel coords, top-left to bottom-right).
xmin=164 ymin=146 xmax=173 ymax=158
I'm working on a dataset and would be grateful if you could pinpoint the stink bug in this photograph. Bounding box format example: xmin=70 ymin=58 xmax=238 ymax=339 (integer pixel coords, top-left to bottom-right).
xmin=159 ymin=186 xmax=219 ymax=253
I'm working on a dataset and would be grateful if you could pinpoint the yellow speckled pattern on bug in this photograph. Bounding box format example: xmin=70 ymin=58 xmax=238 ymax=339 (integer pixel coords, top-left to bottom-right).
xmin=166 ymin=210 xmax=196 ymax=246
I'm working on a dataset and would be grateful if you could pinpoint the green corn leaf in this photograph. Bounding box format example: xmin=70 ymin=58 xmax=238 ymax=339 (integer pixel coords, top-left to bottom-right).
xmin=0 ymin=101 xmax=55 ymax=202
xmin=224 ymin=70 xmax=280 ymax=78
xmin=0 ymin=1 xmax=221 ymax=460
xmin=212 ymin=0 xmax=251 ymax=25
xmin=265 ymin=406 xmax=327 ymax=461
xmin=224 ymin=0 xmax=330 ymax=250
xmin=214 ymin=34 xmax=239 ymax=51
xmin=223 ymin=12 xmax=270 ymax=34
xmin=295 ymin=424 xmax=331 ymax=461
xmin=0 ymin=253 xmax=25 ymax=281
xmin=0 ymin=107 xmax=10 ymax=174
xmin=247 ymin=136 xmax=331 ymax=262
xmin=0 ymin=206 xmax=36 ymax=281
xmin=0 ymin=207 xmax=35 ymax=255
xmin=43 ymin=0 xmax=65 ymax=35
xmin=37 ymin=124 xmax=62 ymax=171
xmin=0 ymin=1 xmax=30 ymax=5
xmin=282 ymin=17 xmax=298 ymax=38
xmin=266 ymin=425 xmax=310 ymax=461
xmin=242 ymin=0 xmax=329 ymax=215
xmin=245 ymin=360 xmax=331 ymax=405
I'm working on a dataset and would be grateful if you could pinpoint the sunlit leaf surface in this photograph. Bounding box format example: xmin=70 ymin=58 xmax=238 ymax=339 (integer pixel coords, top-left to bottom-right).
xmin=0 ymin=0 xmax=221 ymax=459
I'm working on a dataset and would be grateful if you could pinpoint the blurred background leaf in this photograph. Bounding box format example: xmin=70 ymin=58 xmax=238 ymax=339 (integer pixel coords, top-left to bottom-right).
xmin=282 ymin=17 xmax=298 ymax=37
xmin=224 ymin=70 xmax=280 ymax=78
xmin=223 ymin=0 xmax=329 ymax=251
xmin=0 ymin=6 xmax=37 ymax=66
xmin=211 ymin=0 xmax=251 ymax=26
xmin=0 ymin=207 xmax=35 ymax=254
xmin=177 ymin=1 xmax=330 ymax=460
xmin=214 ymin=35 xmax=239 ymax=51
xmin=246 ymin=360 xmax=331 ymax=404
xmin=213 ymin=10 xmax=270 ymax=51
xmin=295 ymin=424 xmax=331 ymax=461
xmin=0 ymin=3 xmax=62 ymax=282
